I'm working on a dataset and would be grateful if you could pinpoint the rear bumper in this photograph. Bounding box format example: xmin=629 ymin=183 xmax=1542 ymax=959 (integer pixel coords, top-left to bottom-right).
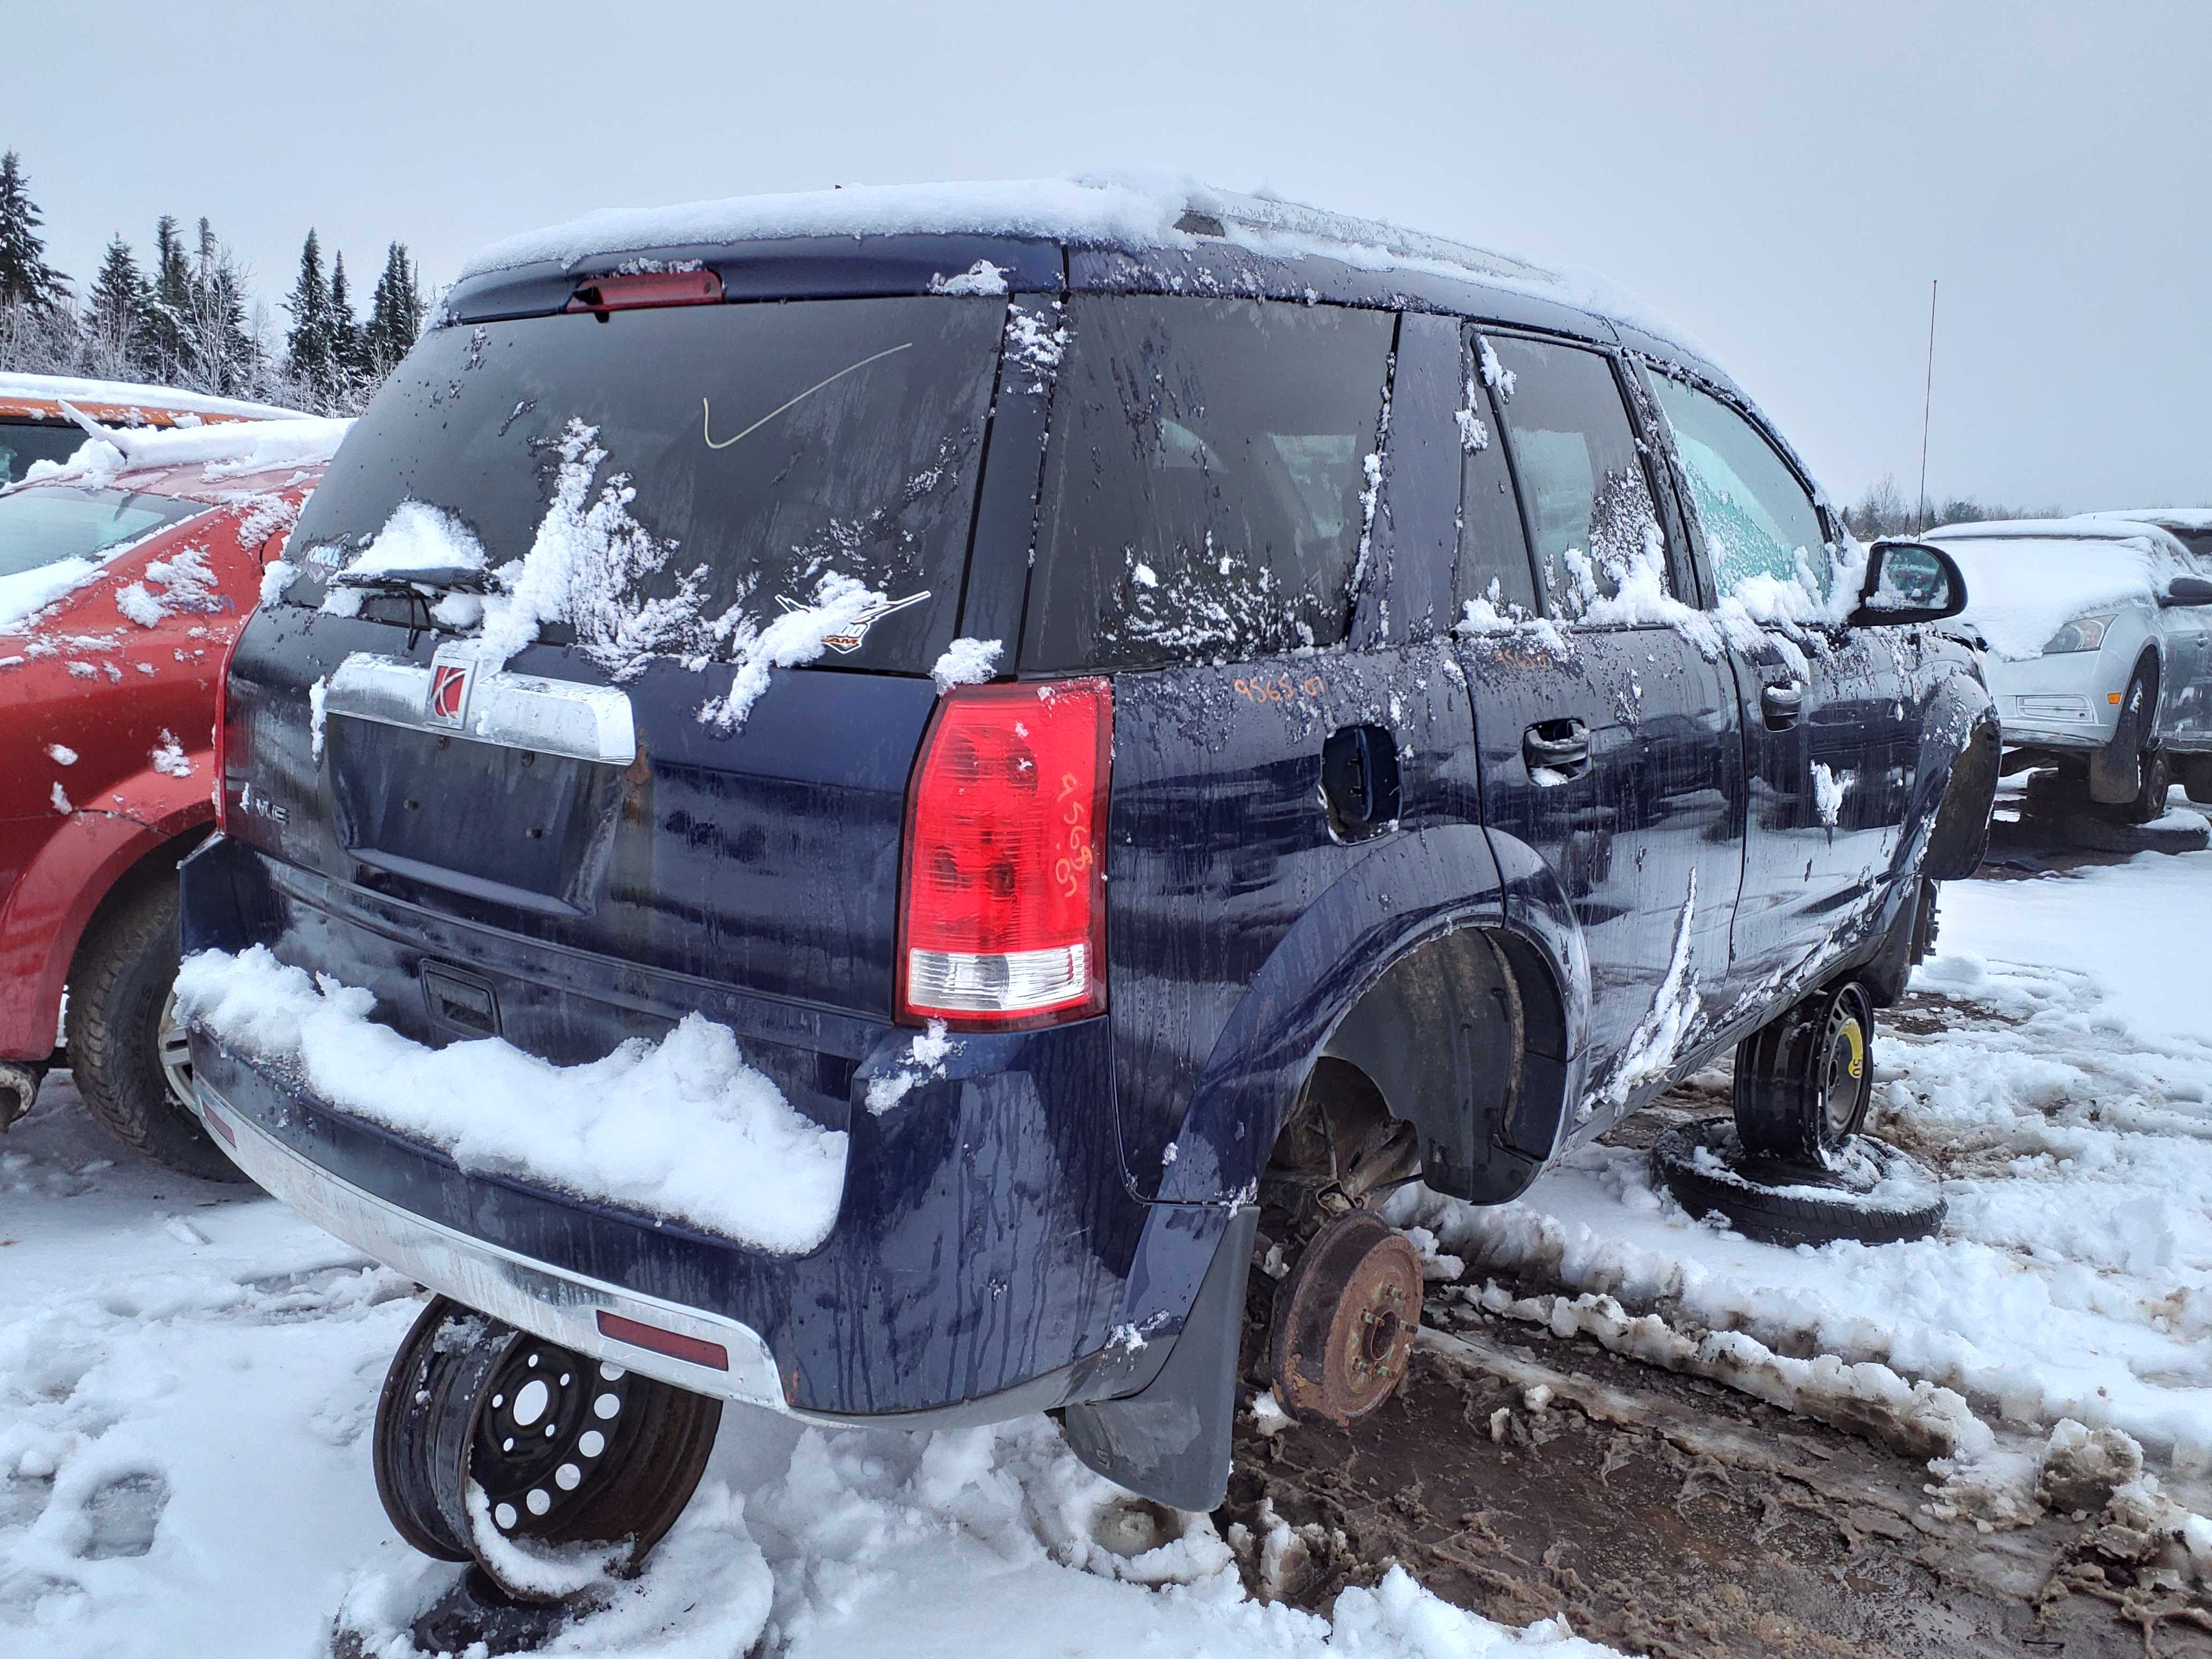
xmin=182 ymin=835 xmax=1229 ymax=1423
xmin=195 ymin=1068 xmax=787 ymax=1407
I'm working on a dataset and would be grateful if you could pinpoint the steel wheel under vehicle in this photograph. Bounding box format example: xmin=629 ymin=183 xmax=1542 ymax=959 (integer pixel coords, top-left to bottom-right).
xmin=373 ymin=1297 xmax=722 ymax=1601
xmin=1266 ymin=1209 xmax=1422 ymax=1425
xmin=1732 ymin=981 xmax=1875 ymax=1169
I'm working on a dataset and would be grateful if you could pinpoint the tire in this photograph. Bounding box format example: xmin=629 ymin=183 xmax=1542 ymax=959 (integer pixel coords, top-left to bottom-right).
xmin=1652 ymin=1119 xmax=1945 ymax=1247
xmin=66 ymin=877 xmax=244 ymax=1183
xmin=2116 ymin=747 xmax=2173 ymax=825
xmin=1731 ymin=981 xmax=1875 ymax=1169
xmin=2087 ymin=660 xmax=2158 ymax=808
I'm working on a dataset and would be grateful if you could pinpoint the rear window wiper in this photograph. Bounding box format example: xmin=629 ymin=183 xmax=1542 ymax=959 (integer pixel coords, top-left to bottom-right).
xmin=329 ymin=565 xmax=496 ymax=594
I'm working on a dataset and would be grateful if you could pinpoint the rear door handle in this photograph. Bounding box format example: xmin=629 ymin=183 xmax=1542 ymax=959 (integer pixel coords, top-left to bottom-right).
xmin=1761 ymin=683 xmax=1804 ymax=730
xmin=1523 ymin=719 xmax=1590 ymax=780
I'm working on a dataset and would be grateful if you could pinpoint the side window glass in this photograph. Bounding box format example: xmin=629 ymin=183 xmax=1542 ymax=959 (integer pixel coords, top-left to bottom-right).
xmin=1452 ymin=333 xmax=1538 ymax=622
xmin=1022 ymin=296 xmax=1394 ymax=672
xmin=1647 ymin=375 xmax=1832 ymax=603
xmin=1483 ymin=336 xmax=1669 ymax=623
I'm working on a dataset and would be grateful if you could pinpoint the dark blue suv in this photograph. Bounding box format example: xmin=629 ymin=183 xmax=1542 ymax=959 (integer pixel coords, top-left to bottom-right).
xmin=179 ymin=182 xmax=1997 ymax=1597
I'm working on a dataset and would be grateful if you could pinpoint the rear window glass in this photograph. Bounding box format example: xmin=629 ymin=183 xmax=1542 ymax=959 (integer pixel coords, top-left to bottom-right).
xmin=1021 ymin=296 xmax=1393 ymax=671
xmin=0 ymin=420 xmax=89 ymax=486
xmin=290 ymin=296 xmax=1005 ymax=673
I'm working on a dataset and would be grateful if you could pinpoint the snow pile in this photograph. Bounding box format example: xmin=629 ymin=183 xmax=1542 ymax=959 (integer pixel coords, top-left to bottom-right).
xmin=171 ymin=945 xmax=847 ymax=1253
xmin=336 ymin=1413 xmax=1615 ymax=1658
xmin=111 ymin=544 xmax=220 ymax=631
xmin=1398 ymin=851 xmax=2212 ymax=1474
xmin=694 ymin=571 xmax=895 ymax=733
xmin=1935 ymin=534 xmax=2166 ymax=660
xmin=334 ymin=499 xmax=488 ymax=586
xmin=930 ymin=636 xmax=1000 ymax=692
xmin=147 ymin=733 xmax=192 ymax=779
xmin=865 ymin=1020 xmax=955 ymax=1114
xmin=929 ymin=258 xmax=1010 ymax=295
xmin=18 ymin=413 xmax=349 ymax=489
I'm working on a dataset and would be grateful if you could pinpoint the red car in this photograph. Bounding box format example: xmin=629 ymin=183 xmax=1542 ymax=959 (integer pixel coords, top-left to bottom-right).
xmin=0 ymin=417 xmax=342 ymax=1175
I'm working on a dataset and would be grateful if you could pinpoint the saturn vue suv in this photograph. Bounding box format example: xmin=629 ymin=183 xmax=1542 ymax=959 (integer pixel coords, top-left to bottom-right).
xmin=176 ymin=181 xmax=1997 ymax=1595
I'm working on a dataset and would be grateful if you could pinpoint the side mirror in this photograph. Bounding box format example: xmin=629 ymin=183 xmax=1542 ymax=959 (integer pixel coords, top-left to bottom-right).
xmin=2158 ymin=575 xmax=2212 ymax=608
xmin=1849 ymin=540 xmax=1968 ymax=628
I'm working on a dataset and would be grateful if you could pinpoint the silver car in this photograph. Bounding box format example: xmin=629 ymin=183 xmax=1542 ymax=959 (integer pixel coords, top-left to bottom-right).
xmin=1931 ymin=517 xmax=2212 ymax=820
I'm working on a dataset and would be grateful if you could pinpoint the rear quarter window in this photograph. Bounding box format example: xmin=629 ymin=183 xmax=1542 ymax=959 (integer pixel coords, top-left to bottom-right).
xmin=1021 ymin=296 xmax=1394 ymax=672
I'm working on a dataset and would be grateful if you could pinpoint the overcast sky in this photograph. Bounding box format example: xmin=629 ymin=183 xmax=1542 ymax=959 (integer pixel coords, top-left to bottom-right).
xmin=10 ymin=1 xmax=2207 ymax=511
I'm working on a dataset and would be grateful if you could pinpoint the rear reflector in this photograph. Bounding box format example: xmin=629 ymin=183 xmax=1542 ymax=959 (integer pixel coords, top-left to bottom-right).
xmin=595 ymin=1310 xmax=730 ymax=1371
xmin=898 ymin=679 xmax=1111 ymax=1028
xmin=199 ymin=1100 xmax=236 ymax=1148
xmin=566 ymin=268 xmax=724 ymax=315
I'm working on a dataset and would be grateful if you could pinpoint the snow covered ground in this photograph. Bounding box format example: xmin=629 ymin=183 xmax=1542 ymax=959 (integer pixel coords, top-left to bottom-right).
xmin=1402 ymin=818 xmax=2212 ymax=1547
xmin=0 ymin=1118 xmax=1603 ymax=1655
xmin=5 ymin=829 xmax=2211 ymax=1654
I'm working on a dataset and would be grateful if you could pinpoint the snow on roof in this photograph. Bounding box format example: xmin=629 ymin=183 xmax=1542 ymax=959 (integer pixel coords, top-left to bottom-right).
xmin=1930 ymin=515 xmax=2185 ymax=551
xmin=11 ymin=413 xmax=352 ymax=492
xmin=454 ymin=173 xmax=1693 ymax=347
xmin=0 ymin=371 xmax=295 ymax=423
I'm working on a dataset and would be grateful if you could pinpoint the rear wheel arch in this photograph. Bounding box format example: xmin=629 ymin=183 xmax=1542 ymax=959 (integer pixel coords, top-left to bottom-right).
xmin=1298 ymin=922 xmax=1570 ymax=1205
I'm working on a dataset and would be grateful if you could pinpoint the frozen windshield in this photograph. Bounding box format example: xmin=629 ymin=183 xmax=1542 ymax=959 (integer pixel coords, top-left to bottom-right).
xmin=290 ymin=296 xmax=1005 ymax=673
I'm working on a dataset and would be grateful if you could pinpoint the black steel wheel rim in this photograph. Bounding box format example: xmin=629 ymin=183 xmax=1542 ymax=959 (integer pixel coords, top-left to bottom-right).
xmin=467 ymin=1339 xmax=635 ymax=1544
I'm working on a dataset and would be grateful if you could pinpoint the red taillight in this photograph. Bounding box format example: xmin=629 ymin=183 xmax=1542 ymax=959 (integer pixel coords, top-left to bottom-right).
xmin=898 ymin=679 xmax=1111 ymax=1029
xmin=565 ymin=268 xmax=723 ymax=316
xmin=211 ymin=621 xmax=248 ymax=833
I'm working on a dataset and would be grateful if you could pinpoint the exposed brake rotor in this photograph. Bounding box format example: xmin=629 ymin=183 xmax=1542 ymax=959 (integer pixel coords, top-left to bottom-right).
xmin=1266 ymin=1208 xmax=1422 ymax=1425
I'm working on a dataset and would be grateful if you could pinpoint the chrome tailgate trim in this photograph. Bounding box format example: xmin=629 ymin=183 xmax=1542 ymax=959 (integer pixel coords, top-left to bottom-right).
xmin=324 ymin=650 xmax=638 ymax=765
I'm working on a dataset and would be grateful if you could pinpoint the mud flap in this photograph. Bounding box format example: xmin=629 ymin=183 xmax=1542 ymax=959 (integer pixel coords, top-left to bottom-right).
xmin=1058 ymin=1206 xmax=1258 ymax=1513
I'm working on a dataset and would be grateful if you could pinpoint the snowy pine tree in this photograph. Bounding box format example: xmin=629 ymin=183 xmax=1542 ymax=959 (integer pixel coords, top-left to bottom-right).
xmin=283 ymin=228 xmax=335 ymax=411
xmin=365 ymin=241 xmax=424 ymax=375
xmin=81 ymin=234 xmax=152 ymax=378
xmin=184 ymin=218 xmax=246 ymax=394
xmin=143 ymin=214 xmax=196 ymax=380
xmin=328 ymin=248 xmax=368 ymax=401
xmin=0 ymin=150 xmax=69 ymax=313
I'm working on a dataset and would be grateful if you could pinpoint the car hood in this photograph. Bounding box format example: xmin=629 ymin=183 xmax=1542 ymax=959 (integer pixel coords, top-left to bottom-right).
xmin=1934 ymin=536 xmax=2162 ymax=661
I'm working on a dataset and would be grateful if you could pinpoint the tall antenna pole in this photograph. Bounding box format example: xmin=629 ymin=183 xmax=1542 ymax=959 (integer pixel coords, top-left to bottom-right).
xmin=1915 ymin=279 xmax=1939 ymax=533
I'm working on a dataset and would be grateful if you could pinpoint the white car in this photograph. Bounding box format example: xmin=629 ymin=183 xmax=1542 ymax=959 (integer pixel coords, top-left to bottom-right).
xmin=1931 ymin=517 xmax=2212 ymax=820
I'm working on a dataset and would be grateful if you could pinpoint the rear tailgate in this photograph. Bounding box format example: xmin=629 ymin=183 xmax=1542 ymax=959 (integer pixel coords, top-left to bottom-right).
xmin=218 ymin=288 xmax=1012 ymax=1050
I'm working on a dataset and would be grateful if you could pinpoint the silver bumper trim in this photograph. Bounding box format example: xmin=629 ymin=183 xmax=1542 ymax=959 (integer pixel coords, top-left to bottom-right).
xmin=197 ymin=1078 xmax=787 ymax=1410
